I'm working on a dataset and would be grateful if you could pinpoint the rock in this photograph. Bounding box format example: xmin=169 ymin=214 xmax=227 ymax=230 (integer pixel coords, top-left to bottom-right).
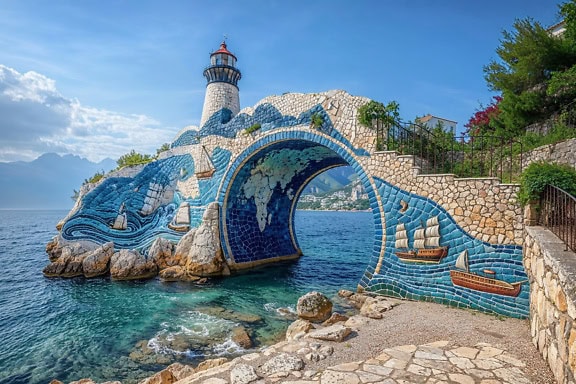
xmin=347 ymin=293 xmax=369 ymax=309
xmin=260 ymin=353 xmax=305 ymax=375
xmin=110 ymin=249 xmax=158 ymax=280
xmin=286 ymin=319 xmax=313 ymax=341
xmin=232 ymin=326 xmax=253 ymax=349
xmin=43 ymin=243 xmax=92 ymax=278
xmin=149 ymin=237 xmax=177 ymax=269
xmin=308 ymin=324 xmax=352 ymax=342
xmin=159 ymin=266 xmax=187 ymax=281
xmin=196 ymin=307 xmax=262 ymax=323
xmin=196 ymin=357 xmax=229 ymax=372
xmin=166 ymin=362 xmax=195 ymax=380
xmin=138 ymin=369 xmax=177 ymax=384
xmin=360 ymin=297 xmax=397 ymax=319
xmin=338 ymin=289 xmax=354 ymax=298
xmin=322 ymin=312 xmax=349 ymax=326
xmin=185 ymin=203 xmax=230 ymax=277
xmin=297 ymin=291 xmax=333 ymax=322
xmin=173 ymin=229 xmax=196 ymax=265
xmin=230 ymin=364 xmax=260 ymax=384
xmin=82 ymin=242 xmax=114 ymax=278
xmin=46 ymin=236 xmax=63 ymax=261
xmin=49 ymin=380 xmax=64 ymax=384
xmin=69 ymin=380 xmax=96 ymax=384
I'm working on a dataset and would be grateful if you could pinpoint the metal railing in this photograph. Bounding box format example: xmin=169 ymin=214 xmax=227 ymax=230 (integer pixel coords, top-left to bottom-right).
xmin=374 ymin=120 xmax=523 ymax=183
xmin=538 ymin=184 xmax=576 ymax=252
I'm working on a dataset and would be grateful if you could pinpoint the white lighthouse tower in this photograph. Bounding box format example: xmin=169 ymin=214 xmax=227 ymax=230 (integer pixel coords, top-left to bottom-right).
xmin=200 ymin=41 xmax=242 ymax=127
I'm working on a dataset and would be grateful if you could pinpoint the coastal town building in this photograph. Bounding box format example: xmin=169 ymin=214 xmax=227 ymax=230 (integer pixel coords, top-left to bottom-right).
xmin=416 ymin=114 xmax=457 ymax=132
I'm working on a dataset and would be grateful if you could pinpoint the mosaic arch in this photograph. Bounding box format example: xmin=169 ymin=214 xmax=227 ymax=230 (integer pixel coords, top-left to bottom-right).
xmin=56 ymin=90 xmax=529 ymax=318
xmin=215 ymin=130 xmax=385 ymax=269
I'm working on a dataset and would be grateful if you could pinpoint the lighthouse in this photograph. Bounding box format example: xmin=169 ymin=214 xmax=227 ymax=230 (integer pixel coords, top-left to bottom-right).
xmin=200 ymin=41 xmax=242 ymax=127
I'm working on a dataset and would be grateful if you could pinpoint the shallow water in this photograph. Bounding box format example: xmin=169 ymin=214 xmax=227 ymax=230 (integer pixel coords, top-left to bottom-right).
xmin=0 ymin=209 xmax=373 ymax=383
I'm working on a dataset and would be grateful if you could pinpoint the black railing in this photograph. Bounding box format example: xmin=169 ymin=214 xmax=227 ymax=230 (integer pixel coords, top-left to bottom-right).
xmin=539 ymin=184 xmax=576 ymax=252
xmin=374 ymin=120 xmax=523 ymax=183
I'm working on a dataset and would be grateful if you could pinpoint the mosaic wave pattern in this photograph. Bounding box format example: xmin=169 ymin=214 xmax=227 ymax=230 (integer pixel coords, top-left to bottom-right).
xmin=360 ymin=178 xmax=529 ymax=318
xmin=173 ymin=103 xmax=369 ymax=156
xmin=62 ymin=149 xmax=230 ymax=251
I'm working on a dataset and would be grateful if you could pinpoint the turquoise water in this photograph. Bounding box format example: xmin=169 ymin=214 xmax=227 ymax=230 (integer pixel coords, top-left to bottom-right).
xmin=0 ymin=210 xmax=372 ymax=384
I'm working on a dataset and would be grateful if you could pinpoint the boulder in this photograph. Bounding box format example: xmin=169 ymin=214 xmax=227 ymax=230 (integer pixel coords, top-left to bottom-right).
xmin=232 ymin=326 xmax=253 ymax=349
xmin=158 ymin=266 xmax=187 ymax=281
xmin=297 ymin=291 xmax=333 ymax=322
xmin=82 ymin=242 xmax=114 ymax=278
xmin=165 ymin=363 xmax=195 ymax=381
xmin=260 ymin=353 xmax=305 ymax=375
xmin=338 ymin=289 xmax=355 ymax=298
xmin=359 ymin=296 xmax=397 ymax=319
xmin=138 ymin=369 xmax=177 ymax=384
xmin=149 ymin=237 xmax=178 ymax=269
xmin=196 ymin=357 xmax=228 ymax=372
xmin=230 ymin=364 xmax=259 ymax=384
xmin=184 ymin=203 xmax=230 ymax=277
xmin=286 ymin=319 xmax=313 ymax=341
xmin=347 ymin=293 xmax=369 ymax=309
xmin=110 ymin=249 xmax=158 ymax=280
xmin=308 ymin=324 xmax=352 ymax=342
xmin=322 ymin=312 xmax=349 ymax=326
xmin=173 ymin=229 xmax=196 ymax=265
xmin=43 ymin=243 xmax=92 ymax=278
xmin=46 ymin=236 xmax=63 ymax=262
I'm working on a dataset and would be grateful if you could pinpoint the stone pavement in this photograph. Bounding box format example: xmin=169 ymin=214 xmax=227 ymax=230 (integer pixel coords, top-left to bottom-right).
xmin=172 ymin=338 xmax=533 ymax=384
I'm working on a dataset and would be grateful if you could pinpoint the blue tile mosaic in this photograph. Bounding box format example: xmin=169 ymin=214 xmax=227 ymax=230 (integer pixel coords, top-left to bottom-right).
xmin=365 ymin=177 xmax=529 ymax=318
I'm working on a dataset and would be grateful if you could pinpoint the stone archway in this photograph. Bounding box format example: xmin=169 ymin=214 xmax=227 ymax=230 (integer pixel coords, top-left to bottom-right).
xmin=216 ymin=130 xmax=384 ymax=272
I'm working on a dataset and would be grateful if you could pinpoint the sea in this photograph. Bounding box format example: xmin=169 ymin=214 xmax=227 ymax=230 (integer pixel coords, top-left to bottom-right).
xmin=0 ymin=210 xmax=372 ymax=384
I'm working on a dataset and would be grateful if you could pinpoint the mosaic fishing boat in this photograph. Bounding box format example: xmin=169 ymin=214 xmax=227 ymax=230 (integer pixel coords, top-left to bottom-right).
xmin=450 ymin=249 xmax=523 ymax=297
xmin=394 ymin=216 xmax=448 ymax=263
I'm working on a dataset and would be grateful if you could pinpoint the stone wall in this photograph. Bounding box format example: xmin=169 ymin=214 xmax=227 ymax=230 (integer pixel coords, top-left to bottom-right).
xmin=524 ymin=226 xmax=576 ymax=384
xmin=523 ymin=138 xmax=576 ymax=170
xmin=362 ymin=151 xmax=523 ymax=245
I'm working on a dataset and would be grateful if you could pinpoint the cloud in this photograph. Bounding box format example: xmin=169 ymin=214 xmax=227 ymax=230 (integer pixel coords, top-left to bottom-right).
xmin=0 ymin=65 xmax=177 ymax=162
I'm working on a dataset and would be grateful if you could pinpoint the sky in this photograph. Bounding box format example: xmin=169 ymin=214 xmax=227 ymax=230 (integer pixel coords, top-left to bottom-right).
xmin=0 ymin=0 xmax=562 ymax=163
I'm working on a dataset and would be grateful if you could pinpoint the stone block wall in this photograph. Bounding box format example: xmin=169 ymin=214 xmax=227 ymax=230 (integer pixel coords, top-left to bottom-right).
xmin=200 ymin=82 xmax=240 ymax=126
xmin=524 ymin=226 xmax=576 ymax=384
xmin=523 ymin=138 xmax=576 ymax=170
xmin=362 ymin=151 xmax=523 ymax=246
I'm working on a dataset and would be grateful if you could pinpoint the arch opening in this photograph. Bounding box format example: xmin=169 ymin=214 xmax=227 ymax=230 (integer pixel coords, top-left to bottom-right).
xmin=218 ymin=135 xmax=382 ymax=272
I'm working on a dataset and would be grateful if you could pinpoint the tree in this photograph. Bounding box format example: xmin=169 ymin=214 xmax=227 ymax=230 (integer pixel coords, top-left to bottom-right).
xmin=116 ymin=150 xmax=153 ymax=169
xmin=464 ymin=96 xmax=502 ymax=135
xmin=483 ymin=15 xmax=576 ymax=133
xmin=357 ymin=100 xmax=400 ymax=127
xmin=156 ymin=143 xmax=171 ymax=156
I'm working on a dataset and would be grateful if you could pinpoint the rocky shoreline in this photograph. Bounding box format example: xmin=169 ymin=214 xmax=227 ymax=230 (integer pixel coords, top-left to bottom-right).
xmin=43 ymin=203 xmax=231 ymax=282
xmin=50 ymin=290 xmax=556 ymax=384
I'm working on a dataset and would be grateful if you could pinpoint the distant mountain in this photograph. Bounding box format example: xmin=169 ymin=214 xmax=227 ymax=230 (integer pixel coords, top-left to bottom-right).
xmin=0 ymin=153 xmax=116 ymax=209
xmin=303 ymin=166 xmax=356 ymax=194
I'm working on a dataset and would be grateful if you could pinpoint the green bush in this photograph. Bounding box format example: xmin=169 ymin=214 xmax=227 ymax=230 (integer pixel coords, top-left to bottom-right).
xmin=85 ymin=170 xmax=105 ymax=184
xmin=518 ymin=161 xmax=576 ymax=206
xmin=244 ymin=123 xmax=261 ymax=135
xmin=116 ymin=150 xmax=153 ymax=169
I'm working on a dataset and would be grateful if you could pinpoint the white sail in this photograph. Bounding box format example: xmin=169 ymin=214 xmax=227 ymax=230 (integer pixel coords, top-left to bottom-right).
xmin=424 ymin=216 xmax=441 ymax=247
xmin=455 ymin=250 xmax=469 ymax=271
xmin=414 ymin=228 xmax=426 ymax=249
xmin=195 ymin=146 xmax=215 ymax=176
xmin=395 ymin=223 xmax=409 ymax=249
xmin=173 ymin=202 xmax=190 ymax=225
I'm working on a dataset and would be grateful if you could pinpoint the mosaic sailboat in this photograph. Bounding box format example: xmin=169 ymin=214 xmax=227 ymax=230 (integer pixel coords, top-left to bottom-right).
xmin=168 ymin=202 xmax=190 ymax=232
xmin=195 ymin=146 xmax=215 ymax=179
xmin=450 ymin=249 xmax=523 ymax=297
xmin=395 ymin=216 xmax=448 ymax=263
xmin=111 ymin=203 xmax=127 ymax=230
